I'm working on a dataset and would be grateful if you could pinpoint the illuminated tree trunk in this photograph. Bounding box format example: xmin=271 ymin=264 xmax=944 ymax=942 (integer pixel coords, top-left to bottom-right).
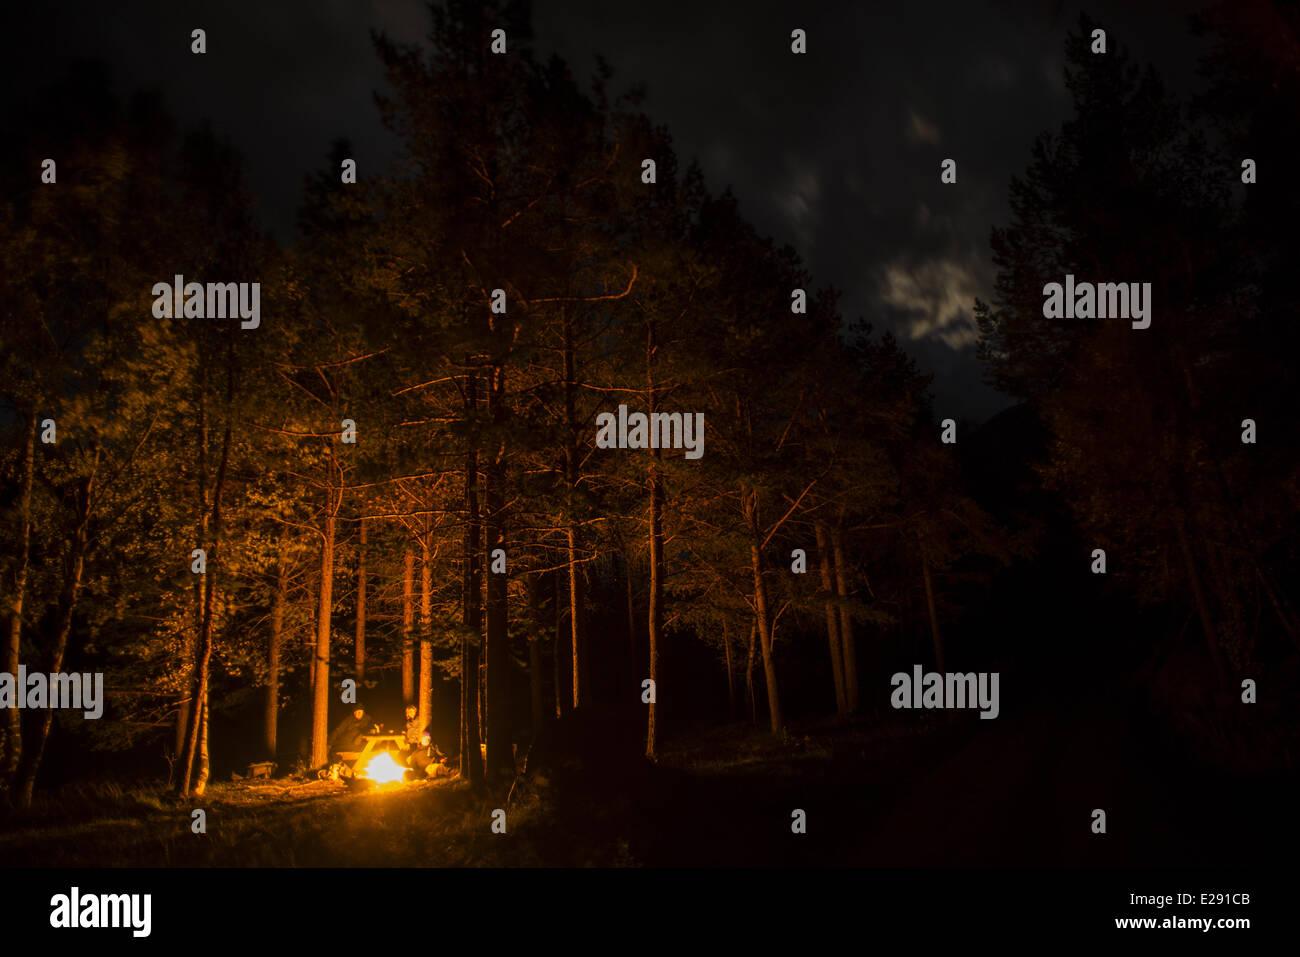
xmin=195 ymin=418 xmax=234 ymax=799
xmin=485 ymin=527 xmax=508 ymax=777
xmin=2 ymin=410 xmax=35 ymax=781
xmin=419 ymin=531 xmax=434 ymax=734
xmin=816 ymin=521 xmax=847 ymax=715
xmin=177 ymin=391 xmax=208 ymax=783
xmin=567 ymin=524 xmax=585 ymax=709
xmin=266 ymin=530 xmax=287 ymax=760
xmin=355 ymin=517 xmax=367 ymax=687
xmin=180 ymin=419 xmax=230 ymax=798
xmin=460 ymin=369 xmax=484 ymax=784
xmin=645 ymin=320 xmax=663 ymax=760
xmin=402 ymin=548 xmax=415 ymax=706
xmin=14 ymin=467 xmax=94 ymax=809
xmin=562 ymin=304 xmax=588 ymax=710
xmin=308 ymin=487 xmax=338 ymax=770
xmin=832 ymin=524 xmax=858 ymax=710
xmin=748 ymin=500 xmax=783 ymax=735
xmin=485 ymin=416 xmax=510 ymax=779
xmin=195 ymin=693 xmax=210 ymax=795
xmin=647 ymin=455 xmax=664 ymax=759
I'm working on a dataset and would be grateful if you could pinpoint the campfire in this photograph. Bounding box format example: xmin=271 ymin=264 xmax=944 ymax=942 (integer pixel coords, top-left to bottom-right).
xmin=356 ymin=750 xmax=406 ymax=786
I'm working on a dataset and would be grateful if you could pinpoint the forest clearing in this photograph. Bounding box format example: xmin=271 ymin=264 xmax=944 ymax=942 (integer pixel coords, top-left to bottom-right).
xmin=4 ymin=696 xmax=1294 ymax=868
xmin=1 ymin=2 xmax=1295 ymax=911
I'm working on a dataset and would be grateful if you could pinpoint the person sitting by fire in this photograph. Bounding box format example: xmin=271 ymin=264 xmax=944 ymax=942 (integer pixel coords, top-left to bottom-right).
xmin=403 ymin=705 xmax=422 ymax=749
xmin=406 ymin=724 xmax=450 ymax=777
xmin=326 ymin=705 xmax=372 ymax=762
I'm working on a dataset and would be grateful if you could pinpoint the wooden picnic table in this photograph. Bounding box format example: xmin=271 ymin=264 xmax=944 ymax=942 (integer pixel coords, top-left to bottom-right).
xmin=338 ymin=733 xmax=409 ymax=765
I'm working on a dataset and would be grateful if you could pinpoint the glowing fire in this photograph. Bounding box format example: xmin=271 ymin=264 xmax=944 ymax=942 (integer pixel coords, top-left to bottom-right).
xmin=359 ymin=750 xmax=406 ymax=786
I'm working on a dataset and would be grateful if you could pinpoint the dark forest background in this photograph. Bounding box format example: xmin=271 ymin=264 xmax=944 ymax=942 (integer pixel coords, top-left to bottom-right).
xmin=0 ymin=1 xmax=1297 ymax=864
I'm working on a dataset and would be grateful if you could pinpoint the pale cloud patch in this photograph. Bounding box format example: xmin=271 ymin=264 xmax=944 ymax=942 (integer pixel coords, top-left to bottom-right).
xmin=906 ymin=108 xmax=942 ymax=146
xmin=776 ymin=158 xmax=821 ymax=248
xmin=879 ymin=258 xmax=983 ymax=348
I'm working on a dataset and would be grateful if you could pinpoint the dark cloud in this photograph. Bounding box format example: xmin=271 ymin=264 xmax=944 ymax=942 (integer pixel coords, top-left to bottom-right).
xmin=533 ymin=0 xmax=1206 ymax=421
xmin=4 ymin=0 xmax=1208 ymax=422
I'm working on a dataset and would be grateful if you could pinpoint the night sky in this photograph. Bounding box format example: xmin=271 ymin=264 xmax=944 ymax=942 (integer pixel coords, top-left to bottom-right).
xmin=5 ymin=0 xmax=1208 ymax=421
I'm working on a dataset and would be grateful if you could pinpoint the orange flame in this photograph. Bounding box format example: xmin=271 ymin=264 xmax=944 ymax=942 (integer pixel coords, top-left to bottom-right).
xmin=359 ymin=750 xmax=406 ymax=785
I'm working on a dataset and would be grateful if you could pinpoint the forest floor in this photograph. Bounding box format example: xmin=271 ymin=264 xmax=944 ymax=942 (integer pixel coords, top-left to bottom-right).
xmin=0 ymin=693 xmax=1295 ymax=866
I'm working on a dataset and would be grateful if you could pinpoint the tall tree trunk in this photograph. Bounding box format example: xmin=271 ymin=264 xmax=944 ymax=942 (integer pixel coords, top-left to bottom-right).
xmin=567 ymin=525 xmax=586 ymax=709
xmin=816 ymin=522 xmax=847 ymax=716
xmin=177 ymin=390 xmax=208 ymax=779
xmin=308 ymin=485 xmax=339 ymax=770
xmin=562 ymin=303 xmax=588 ymax=711
xmin=647 ymin=458 xmax=664 ymax=759
xmin=460 ymin=369 xmax=484 ymax=784
xmin=14 ymin=467 xmax=94 ymax=809
xmin=355 ymin=517 xmax=367 ymax=687
xmin=831 ymin=523 xmax=857 ymax=711
xmin=645 ymin=318 xmax=665 ymax=759
xmin=266 ymin=529 xmax=288 ymax=760
xmin=749 ymin=514 xmax=783 ymax=735
xmin=419 ymin=531 xmax=434 ymax=735
xmin=918 ymin=530 xmax=944 ymax=675
xmin=2 ymin=410 xmax=36 ymax=781
xmin=180 ymin=423 xmax=232 ymax=796
xmin=195 ymin=692 xmax=211 ymax=795
xmin=485 ymin=457 xmax=509 ymax=778
xmin=484 ymin=359 xmax=510 ymax=778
